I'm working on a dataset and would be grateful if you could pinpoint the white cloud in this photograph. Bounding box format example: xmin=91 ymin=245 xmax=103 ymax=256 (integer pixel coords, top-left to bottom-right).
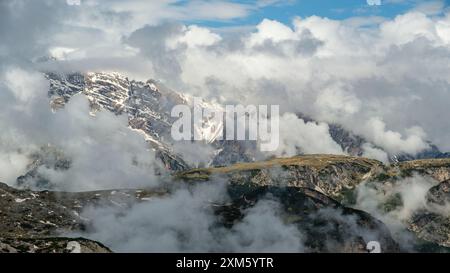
xmin=2 ymin=1 xmax=450 ymax=253
xmin=380 ymin=12 xmax=439 ymax=45
xmin=360 ymin=118 xmax=429 ymax=155
xmin=0 ymin=68 xmax=162 ymax=191
xmin=106 ymin=11 xmax=450 ymax=155
xmin=246 ymin=19 xmax=296 ymax=47
xmin=274 ymin=113 xmax=345 ymax=156
xmin=314 ymin=83 xmax=362 ymax=120
xmin=355 ymin=174 xmax=438 ymax=249
xmin=3 ymin=68 xmax=46 ymax=109
xmin=167 ymin=25 xmax=222 ymax=49
xmin=2 ymin=1 xmax=450 ymax=168
xmin=76 ymin=182 xmax=305 ymax=252
xmin=362 ymin=143 xmax=389 ymax=163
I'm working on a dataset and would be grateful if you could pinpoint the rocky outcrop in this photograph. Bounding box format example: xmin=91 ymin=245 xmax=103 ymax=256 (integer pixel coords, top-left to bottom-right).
xmin=397 ymin=159 xmax=450 ymax=182
xmin=408 ymin=179 xmax=450 ymax=248
xmin=0 ymin=237 xmax=111 ymax=253
xmin=177 ymin=155 xmax=450 ymax=199
xmin=426 ymin=179 xmax=450 ymax=206
xmin=177 ymin=155 xmax=386 ymax=197
xmin=0 ymin=182 xmax=165 ymax=253
xmin=177 ymin=155 xmax=450 ymax=250
xmin=0 ymin=182 xmax=166 ymax=237
xmin=3 ymin=154 xmax=450 ymax=252
xmin=409 ymin=212 xmax=450 ymax=249
xmin=47 ymin=72 xmax=190 ymax=171
xmin=0 ymin=180 xmax=399 ymax=253
xmin=218 ymin=185 xmax=400 ymax=253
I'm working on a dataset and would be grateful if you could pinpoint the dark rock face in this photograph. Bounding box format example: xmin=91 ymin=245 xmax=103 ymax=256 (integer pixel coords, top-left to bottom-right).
xmin=0 ymin=182 xmax=165 ymax=253
xmin=409 ymin=212 xmax=450 ymax=248
xmin=211 ymin=140 xmax=257 ymax=167
xmin=0 ymin=182 xmax=84 ymax=237
xmin=408 ymin=179 xmax=450 ymax=248
xmin=426 ymin=179 xmax=450 ymax=206
xmin=328 ymin=124 xmax=365 ymax=157
xmin=47 ymin=72 xmax=85 ymax=108
xmin=0 ymin=182 xmax=166 ymax=237
xmin=218 ymin=185 xmax=400 ymax=253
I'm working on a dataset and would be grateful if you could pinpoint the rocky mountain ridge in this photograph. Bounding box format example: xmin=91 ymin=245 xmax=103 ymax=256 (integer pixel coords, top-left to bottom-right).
xmin=0 ymin=180 xmax=164 ymax=253
xmin=45 ymin=71 xmax=450 ymax=173
xmin=177 ymin=155 xmax=450 ymax=199
xmin=3 ymin=71 xmax=449 ymax=252
xmin=2 ymin=155 xmax=450 ymax=252
xmin=177 ymin=155 xmax=450 ymax=249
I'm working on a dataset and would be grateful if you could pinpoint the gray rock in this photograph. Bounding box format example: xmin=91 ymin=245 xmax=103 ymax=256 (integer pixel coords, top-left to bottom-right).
xmin=426 ymin=179 xmax=450 ymax=206
xmin=0 ymin=237 xmax=111 ymax=253
xmin=218 ymin=185 xmax=400 ymax=253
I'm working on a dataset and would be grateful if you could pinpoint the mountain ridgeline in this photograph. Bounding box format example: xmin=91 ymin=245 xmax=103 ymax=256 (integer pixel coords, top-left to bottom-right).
xmin=1 ymin=72 xmax=450 ymax=253
xmin=45 ymin=72 xmax=450 ymax=172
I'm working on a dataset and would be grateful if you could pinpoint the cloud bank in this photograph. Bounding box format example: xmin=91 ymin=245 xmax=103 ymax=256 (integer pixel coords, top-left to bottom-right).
xmin=1 ymin=0 xmax=449 ymax=183
xmin=0 ymin=68 xmax=162 ymax=191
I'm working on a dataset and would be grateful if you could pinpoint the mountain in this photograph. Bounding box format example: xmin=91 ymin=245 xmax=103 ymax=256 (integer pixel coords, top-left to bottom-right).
xmin=43 ymin=71 xmax=450 ymax=173
xmin=3 ymin=155 xmax=450 ymax=252
xmin=216 ymin=185 xmax=400 ymax=253
xmin=47 ymin=72 xmax=192 ymax=171
xmin=178 ymin=155 xmax=450 ymax=250
xmin=409 ymin=179 xmax=450 ymax=248
xmin=0 ymin=167 xmax=400 ymax=253
xmin=178 ymin=155 xmax=450 ymax=201
xmin=4 ymin=71 xmax=450 ymax=252
xmin=300 ymin=114 xmax=450 ymax=162
xmin=329 ymin=125 xmax=450 ymax=162
xmin=0 ymin=181 xmax=127 ymax=253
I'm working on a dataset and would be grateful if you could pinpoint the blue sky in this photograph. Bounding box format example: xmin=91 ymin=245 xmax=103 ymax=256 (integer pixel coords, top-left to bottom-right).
xmin=187 ymin=0 xmax=450 ymax=27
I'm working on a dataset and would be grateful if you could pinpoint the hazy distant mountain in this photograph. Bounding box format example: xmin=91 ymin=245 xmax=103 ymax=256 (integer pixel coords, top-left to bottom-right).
xmin=41 ymin=71 xmax=449 ymax=174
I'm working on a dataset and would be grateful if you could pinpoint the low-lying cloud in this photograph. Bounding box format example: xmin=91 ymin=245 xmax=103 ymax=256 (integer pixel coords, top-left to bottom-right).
xmin=77 ymin=182 xmax=305 ymax=252
xmin=0 ymin=68 xmax=162 ymax=191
